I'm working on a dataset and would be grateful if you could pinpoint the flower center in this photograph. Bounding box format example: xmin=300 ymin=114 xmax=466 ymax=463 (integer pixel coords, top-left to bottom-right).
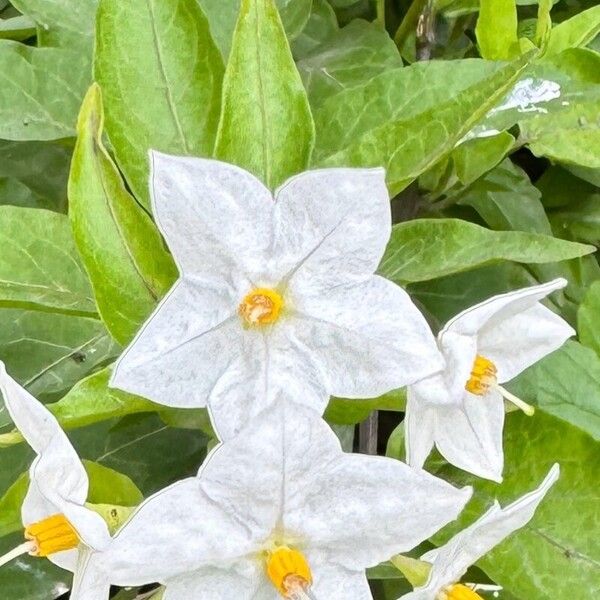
xmin=437 ymin=583 xmax=484 ymax=600
xmin=0 ymin=513 xmax=80 ymax=569
xmin=239 ymin=288 xmax=284 ymax=326
xmin=465 ymin=355 xmax=497 ymax=395
xmin=25 ymin=513 xmax=79 ymax=557
xmin=266 ymin=546 xmax=313 ymax=598
xmin=465 ymin=354 xmax=535 ymax=416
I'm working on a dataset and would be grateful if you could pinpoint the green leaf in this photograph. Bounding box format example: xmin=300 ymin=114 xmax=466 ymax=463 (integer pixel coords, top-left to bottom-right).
xmin=0 ymin=15 xmax=35 ymax=41
xmin=0 ymin=41 xmax=89 ymax=140
xmin=430 ymin=412 xmax=600 ymax=599
xmin=11 ymin=0 xmax=98 ymax=50
xmin=0 ymin=308 xmax=119 ymax=405
xmin=291 ymin=0 xmax=338 ymax=59
xmin=545 ymin=5 xmax=600 ymax=56
xmin=94 ymin=0 xmax=224 ymax=207
xmin=578 ymin=281 xmax=600 ymax=356
xmin=0 ymin=471 xmax=27 ymax=536
xmin=198 ymin=0 xmax=313 ymax=58
xmin=379 ymin=218 xmax=595 ymax=284
xmin=318 ymin=54 xmax=535 ymax=194
xmin=214 ymin=0 xmax=314 ymax=189
xmin=324 ymin=389 xmax=406 ymax=425
xmin=520 ymin=101 xmax=600 ymax=169
xmin=0 ymin=206 xmax=96 ymax=314
xmin=456 ymin=159 xmax=553 ymax=234
xmin=83 ymin=460 xmax=143 ymax=506
xmin=0 ymin=140 xmax=72 ymax=212
xmin=297 ymin=19 xmax=402 ymax=106
xmin=476 ymin=0 xmax=520 ymax=60
xmin=69 ymin=84 xmax=177 ymax=345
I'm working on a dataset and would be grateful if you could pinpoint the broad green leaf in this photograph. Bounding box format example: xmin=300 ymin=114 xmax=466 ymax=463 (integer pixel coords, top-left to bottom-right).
xmin=549 ymin=192 xmax=600 ymax=244
xmin=456 ymin=159 xmax=553 ymax=234
xmin=324 ymin=389 xmax=406 ymax=425
xmin=0 ymin=533 xmax=68 ymax=599
xmin=0 ymin=206 xmax=96 ymax=314
xmin=0 ymin=15 xmax=35 ymax=41
xmin=379 ymin=218 xmax=595 ymax=284
xmin=11 ymin=0 xmax=97 ymax=50
xmin=95 ymin=0 xmax=224 ymax=207
xmin=510 ymin=341 xmax=600 ymax=440
xmin=71 ymin=413 xmax=210 ymax=495
xmin=318 ymin=54 xmax=535 ymax=194
xmin=0 ymin=140 xmax=72 ymax=211
xmin=0 ymin=308 xmax=119 ymax=406
xmin=545 ymin=5 xmax=600 ymax=56
xmin=313 ymin=59 xmax=499 ymax=161
xmin=476 ymin=0 xmax=519 ymax=60
xmin=198 ymin=0 xmax=312 ymax=58
xmin=430 ymin=412 xmax=600 ymax=599
xmin=520 ymin=102 xmax=600 ymax=169
xmin=578 ymin=281 xmax=600 ymax=356
xmin=69 ymin=84 xmax=177 ymax=344
xmin=297 ymin=19 xmax=402 ymax=106
xmin=215 ymin=0 xmax=314 ymax=189
xmin=0 ymin=472 xmax=27 ymax=536
xmin=291 ymin=0 xmax=338 ymax=58
xmin=0 ymin=41 xmax=89 ymax=140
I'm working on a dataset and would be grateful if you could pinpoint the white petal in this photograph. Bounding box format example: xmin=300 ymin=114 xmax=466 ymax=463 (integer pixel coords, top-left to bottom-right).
xmin=110 ymin=279 xmax=240 ymax=408
xmin=273 ymin=168 xmax=390 ymax=295
xmin=433 ymin=391 xmax=505 ymax=482
xmin=307 ymin=552 xmax=373 ymax=600
xmin=281 ymin=410 xmax=472 ymax=569
xmin=405 ymin=389 xmax=436 ymax=469
xmin=103 ymin=474 xmax=276 ymax=585
xmin=149 ymin=151 xmax=273 ymax=280
xmin=419 ymin=464 xmax=560 ymax=590
xmin=441 ymin=278 xmax=567 ymax=338
xmin=289 ymin=276 xmax=444 ymax=397
xmin=163 ymin=561 xmax=272 ymax=600
xmin=477 ymin=303 xmax=574 ymax=382
xmin=206 ymin=323 xmax=329 ymax=440
xmin=70 ymin=549 xmax=111 ymax=600
xmin=437 ymin=331 xmax=478 ymax=402
xmin=0 ymin=363 xmax=110 ymax=553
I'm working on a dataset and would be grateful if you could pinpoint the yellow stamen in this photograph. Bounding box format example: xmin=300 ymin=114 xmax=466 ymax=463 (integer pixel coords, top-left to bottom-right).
xmin=24 ymin=514 xmax=79 ymax=557
xmin=437 ymin=583 xmax=484 ymax=600
xmin=465 ymin=355 xmax=535 ymax=416
xmin=465 ymin=355 xmax=497 ymax=396
xmin=239 ymin=288 xmax=284 ymax=326
xmin=266 ymin=546 xmax=313 ymax=598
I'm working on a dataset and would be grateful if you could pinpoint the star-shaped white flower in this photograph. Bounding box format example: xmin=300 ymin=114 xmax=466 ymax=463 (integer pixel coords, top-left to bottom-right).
xmin=110 ymin=153 xmax=444 ymax=439
xmin=0 ymin=362 xmax=113 ymax=597
xmin=79 ymin=401 xmax=472 ymax=600
xmin=400 ymin=464 xmax=560 ymax=600
xmin=405 ymin=279 xmax=573 ymax=482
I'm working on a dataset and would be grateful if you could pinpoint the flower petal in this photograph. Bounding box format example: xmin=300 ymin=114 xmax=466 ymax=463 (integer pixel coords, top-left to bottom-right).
xmin=405 ymin=389 xmax=436 ymax=469
xmin=110 ymin=279 xmax=240 ymax=408
xmin=0 ymin=362 xmax=110 ymax=555
xmin=433 ymin=391 xmax=505 ymax=482
xmin=308 ymin=553 xmax=373 ymax=600
xmin=440 ymin=278 xmax=567 ymax=338
xmin=149 ymin=152 xmax=273 ymax=280
xmin=69 ymin=549 xmax=111 ymax=600
xmin=279 ymin=408 xmax=472 ymax=570
xmin=419 ymin=464 xmax=560 ymax=591
xmin=206 ymin=323 xmax=329 ymax=440
xmin=273 ymin=168 xmax=390 ymax=294
xmin=290 ymin=276 xmax=444 ymax=397
xmin=163 ymin=561 xmax=272 ymax=600
xmin=477 ymin=304 xmax=574 ymax=382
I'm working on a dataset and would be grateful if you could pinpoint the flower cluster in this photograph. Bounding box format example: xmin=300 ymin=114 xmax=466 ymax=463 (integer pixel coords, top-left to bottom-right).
xmin=0 ymin=157 xmax=568 ymax=599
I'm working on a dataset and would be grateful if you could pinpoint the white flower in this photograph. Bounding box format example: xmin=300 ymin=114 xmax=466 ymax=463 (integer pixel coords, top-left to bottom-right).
xmin=80 ymin=400 xmax=472 ymax=600
xmin=110 ymin=153 xmax=444 ymax=440
xmin=0 ymin=362 xmax=112 ymax=596
xmin=400 ymin=464 xmax=560 ymax=600
xmin=405 ymin=279 xmax=573 ymax=482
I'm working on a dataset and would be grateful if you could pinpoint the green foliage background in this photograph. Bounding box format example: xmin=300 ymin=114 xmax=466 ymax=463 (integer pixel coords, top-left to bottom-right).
xmin=0 ymin=0 xmax=598 ymax=597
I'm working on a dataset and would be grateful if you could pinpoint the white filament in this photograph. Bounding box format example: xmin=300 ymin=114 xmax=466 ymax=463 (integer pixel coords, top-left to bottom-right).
xmin=495 ymin=384 xmax=535 ymax=416
xmin=0 ymin=541 xmax=35 ymax=568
